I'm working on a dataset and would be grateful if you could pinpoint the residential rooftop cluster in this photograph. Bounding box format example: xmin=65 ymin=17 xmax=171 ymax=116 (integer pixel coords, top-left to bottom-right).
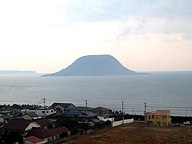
xmin=0 ymin=102 xmax=113 ymax=144
xmin=0 ymin=102 xmax=175 ymax=144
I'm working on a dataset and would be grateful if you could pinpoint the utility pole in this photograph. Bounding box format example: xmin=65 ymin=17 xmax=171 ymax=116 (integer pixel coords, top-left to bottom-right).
xmin=122 ymin=101 xmax=124 ymax=124
xmin=112 ymin=109 xmax=114 ymax=125
xmin=144 ymin=102 xmax=147 ymax=125
xmin=43 ymin=98 xmax=45 ymax=108
xmin=85 ymin=100 xmax=88 ymax=113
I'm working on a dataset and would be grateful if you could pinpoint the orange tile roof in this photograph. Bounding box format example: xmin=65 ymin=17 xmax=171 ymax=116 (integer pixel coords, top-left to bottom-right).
xmin=154 ymin=110 xmax=170 ymax=116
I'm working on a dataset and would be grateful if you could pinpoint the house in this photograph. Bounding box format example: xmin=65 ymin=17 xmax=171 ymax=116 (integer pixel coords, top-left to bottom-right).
xmin=147 ymin=110 xmax=171 ymax=126
xmin=51 ymin=103 xmax=76 ymax=113
xmin=67 ymin=110 xmax=99 ymax=126
xmin=92 ymin=107 xmax=112 ymax=118
xmin=3 ymin=119 xmax=40 ymax=136
xmin=25 ymin=136 xmax=46 ymax=144
xmin=35 ymin=108 xmax=56 ymax=117
xmin=21 ymin=112 xmax=40 ymax=120
xmin=34 ymin=118 xmax=54 ymax=129
xmin=27 ymin=126 xmax=70 ymax=143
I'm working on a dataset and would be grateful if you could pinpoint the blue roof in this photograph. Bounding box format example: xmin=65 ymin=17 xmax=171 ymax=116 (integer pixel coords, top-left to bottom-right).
xmin=67 ymin=111 xmax=82 ymax=116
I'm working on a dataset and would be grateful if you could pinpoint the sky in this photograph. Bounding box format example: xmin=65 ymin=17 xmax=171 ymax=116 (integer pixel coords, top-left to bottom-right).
xmin=0 ymin=0 xmax=192 ymax=73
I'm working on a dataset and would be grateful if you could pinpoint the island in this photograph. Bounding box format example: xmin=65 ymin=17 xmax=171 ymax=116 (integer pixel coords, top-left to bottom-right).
xmin=43 ymin=54 xmax=140 ymax=76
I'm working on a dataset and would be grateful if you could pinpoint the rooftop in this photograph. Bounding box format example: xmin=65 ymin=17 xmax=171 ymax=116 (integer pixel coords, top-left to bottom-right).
xmin=92 ymin=107 xmax=110 ymax=112
xmin=155 ymin=110 xmax=170 ymax=116
xmin=51 ymin=103 xmax=75 ymax=108
xmin=3 ymin=119 xmax=34 ymax=131
xmin=67 ymin=111 xmax=82 ymax=116
xmin=25 ymin=136 xmax=44 ymax=143
xmin=28 ymin=126 xmax=69 ymax=139
xmin=70 ymin=106 xmax=93 ymax=111
xmin=35 ymin=118 xmax=54 ymax=127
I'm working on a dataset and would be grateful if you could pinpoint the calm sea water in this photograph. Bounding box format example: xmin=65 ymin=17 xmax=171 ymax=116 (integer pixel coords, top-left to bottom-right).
xmin=0 ymin=71 xmax=192 ymax=116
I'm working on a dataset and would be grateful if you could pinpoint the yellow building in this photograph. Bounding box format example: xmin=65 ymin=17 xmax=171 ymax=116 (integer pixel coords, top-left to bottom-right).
xmin=147 ymin=110 xmax=171 ymax=126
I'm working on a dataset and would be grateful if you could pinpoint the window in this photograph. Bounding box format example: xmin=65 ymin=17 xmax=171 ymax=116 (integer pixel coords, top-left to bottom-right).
xmin=156 ymin=117 xmax=158 ymax=119
xmin=152 ymin=115 xmax=154 ymax=119
xmin=162 ymin=116 xmax=166 ymax=119
xmin=42 ymin=111 xmax=45 ymax=113
xmin=149 ymin=115 xmax=151 ymax=119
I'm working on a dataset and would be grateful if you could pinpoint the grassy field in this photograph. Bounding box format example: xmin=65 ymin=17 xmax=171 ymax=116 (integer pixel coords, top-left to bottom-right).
xmin=60 ymin=122 xmax=192 ymax=144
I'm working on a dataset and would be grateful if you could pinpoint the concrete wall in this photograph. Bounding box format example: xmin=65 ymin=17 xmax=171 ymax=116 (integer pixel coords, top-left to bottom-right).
xmin=112 ymin=118 xmax=134 ymax=127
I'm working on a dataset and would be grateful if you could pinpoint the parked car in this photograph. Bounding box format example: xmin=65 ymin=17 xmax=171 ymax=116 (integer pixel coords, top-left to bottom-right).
xmin=183 ymin=121 xmax=190 ymax=125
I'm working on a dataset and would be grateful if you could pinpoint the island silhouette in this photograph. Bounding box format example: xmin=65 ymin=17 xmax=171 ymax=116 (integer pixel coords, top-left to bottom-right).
xmin=43 ymin=55 xmax=138 ymax=76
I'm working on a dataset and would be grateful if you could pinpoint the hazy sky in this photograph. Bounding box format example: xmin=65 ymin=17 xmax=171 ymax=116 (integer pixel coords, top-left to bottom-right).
xmin=0 ymin=0 xmax=192 ymax=73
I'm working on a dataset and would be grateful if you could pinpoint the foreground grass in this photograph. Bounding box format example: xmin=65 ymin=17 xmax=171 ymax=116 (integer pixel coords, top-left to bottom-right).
xmin=60 ymin=122 xmax=192 ymax=144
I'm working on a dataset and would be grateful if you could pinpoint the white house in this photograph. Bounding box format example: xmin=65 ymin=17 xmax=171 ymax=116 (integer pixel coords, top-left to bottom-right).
xmin=35 ymin=108 xmax=56 ymax=117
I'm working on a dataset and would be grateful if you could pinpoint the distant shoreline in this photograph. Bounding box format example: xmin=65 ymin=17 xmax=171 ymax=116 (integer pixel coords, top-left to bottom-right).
xmin=0 ymin=70 xmax=37 ymax=75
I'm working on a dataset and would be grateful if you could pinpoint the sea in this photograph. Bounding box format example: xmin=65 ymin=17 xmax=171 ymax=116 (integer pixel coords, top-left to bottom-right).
xmin=0 ymin=71 xmax=192 ymax=116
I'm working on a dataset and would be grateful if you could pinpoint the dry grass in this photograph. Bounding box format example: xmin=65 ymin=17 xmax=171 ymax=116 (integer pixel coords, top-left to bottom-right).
xmin=59 ymin=122 xmax=192 ymax=144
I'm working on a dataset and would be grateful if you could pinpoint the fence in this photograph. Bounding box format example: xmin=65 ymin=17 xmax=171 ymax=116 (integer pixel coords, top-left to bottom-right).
xmin=112 ymin=118 xmax=134 ymax=127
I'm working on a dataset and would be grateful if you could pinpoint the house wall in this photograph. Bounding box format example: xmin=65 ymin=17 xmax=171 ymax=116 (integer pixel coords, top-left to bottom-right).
xmin=21 ymin=109 xmax=36 ymax=114
xmin=147 ymin=113 xmax=171 ymax=126
xmin=35 ymin=109 xmax=56 ymax=117
xmin=94 ymin=110 xmax=110 ymax=118
xmin=45 ymin=135 xmax=60 ymax=143
xmin=0 ymin=117 xmax=5 ymax=123
xmin=26 ymin=122 xmax=40 ymax=131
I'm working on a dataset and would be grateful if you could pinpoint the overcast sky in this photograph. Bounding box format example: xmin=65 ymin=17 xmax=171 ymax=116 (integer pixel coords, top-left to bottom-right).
xmin=0 ymin=0 xmax=192 ymax=73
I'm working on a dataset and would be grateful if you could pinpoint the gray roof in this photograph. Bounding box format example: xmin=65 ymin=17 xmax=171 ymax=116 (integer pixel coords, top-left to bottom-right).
xmin=81 ymin=111 xmax=97 ymax=117
xmin=26 ymin=112 xmax=39 ymax=118
xmin=51 ymin=103 xmax=75 ymax=109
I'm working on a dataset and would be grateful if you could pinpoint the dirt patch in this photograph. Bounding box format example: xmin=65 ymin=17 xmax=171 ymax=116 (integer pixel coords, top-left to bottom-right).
xmin=60 ymin=122 xmax=192 ymax=144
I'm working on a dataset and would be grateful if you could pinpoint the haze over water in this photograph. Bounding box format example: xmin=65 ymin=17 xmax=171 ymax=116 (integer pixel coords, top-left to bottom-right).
xmin=0 ymin=71 xmax=192 ymax=116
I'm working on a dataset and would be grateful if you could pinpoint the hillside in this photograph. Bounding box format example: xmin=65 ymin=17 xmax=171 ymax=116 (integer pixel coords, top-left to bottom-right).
xmin=44 ymin=55 xmax=137 ymax=76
